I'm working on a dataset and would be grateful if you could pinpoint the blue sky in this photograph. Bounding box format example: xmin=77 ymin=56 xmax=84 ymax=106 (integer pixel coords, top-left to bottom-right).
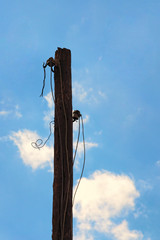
xmin=0 ymin=0 xmax=160 ymax=239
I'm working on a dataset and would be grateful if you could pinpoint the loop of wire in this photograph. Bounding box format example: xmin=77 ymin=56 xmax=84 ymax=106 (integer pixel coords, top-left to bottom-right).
xmin=32 ymin=60 xmax=56 ymax=151
xmin=31 ymin=120 xmax=54 ymax=150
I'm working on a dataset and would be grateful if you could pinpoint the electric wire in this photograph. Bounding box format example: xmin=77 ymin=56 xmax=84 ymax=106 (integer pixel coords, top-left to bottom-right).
xmin=50 ymin=68 xmax=55 ymax=104
xmin=73 ymin=118 xmax=80 ymax=165
xmin=32 ymin=66 xmax=55 ymax=150
xmin=31 ymin=120 xmax=54 ymax=150
xmin=40 ymin=63 xmax=47 ymax=97
xmin=72 ymin=115 xmax=86 ymax=206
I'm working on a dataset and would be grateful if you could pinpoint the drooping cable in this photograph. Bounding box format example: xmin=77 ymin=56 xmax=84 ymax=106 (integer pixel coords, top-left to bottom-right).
xmin=50 ymin=67 xmax=55 ymax=104
xmin=73 ymin=118 xmax=80 ymax=165
xmin=72 ymin=115 xmax=86 ymax=206
xmin=31 ymin=65 xmax=55 ymax=150
xmin=40 ymin=63 xmax=47 ymax=97
xmin=31 ymin=120 xmax=54 ymax=150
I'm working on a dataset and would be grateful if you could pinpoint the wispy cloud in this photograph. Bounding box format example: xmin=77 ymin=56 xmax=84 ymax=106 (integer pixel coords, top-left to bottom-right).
xmin=138 ymin=179 xmax=152 ymax=191
xmin=72 ymin=82 xmax=107 ymax=105
xmin=43 ymin=109 xmax=54 ymax=126
xmin=111 ymin=220 xmax=143 ymax=240
xmin=73 ymin=141 xmax=98 ymax=159
xmin=0 ymin=135 xmax=10 ymax=141
xmin=134 ymin=203 xmax=147 ymax=219
xmin=15 ymin=105 xmax=22 ymax=118
xmin=73 ymin=170 xmax=143 ymax=240
xmin=0 ymin=110 xmax=11 ymax=116
xmin=9 ymin=129 xmax=53 ymax=170
xmin=44 ymin=92 xmax=54 ymax=109
xmin=73 ymin=140 xmax=98 ymax=170
xmin=72 ymin=82 xmax=88 ymax=102
xmin=43 ymin=92 xmax=54 ymax=126
xmin=98 ymin=90 xmax=107 ymax=99
xmin=0 ymin=104 xmax=22 ymax=119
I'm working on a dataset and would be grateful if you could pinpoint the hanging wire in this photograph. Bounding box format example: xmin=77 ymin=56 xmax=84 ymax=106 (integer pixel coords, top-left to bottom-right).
xmin=32 ymin=59 xmax=56 ymax=151
xmin=40 ymin=57 xmax=55 ymax=97
xmin=50 ymin=67 xmax=55 ymax=104
xmin=73 ymin=118 xmax=81 ymax=165
xmin=40 ymin=63 xmax=47 ymax=97
xmin=31 ymin=120 xmax=54 ymax=149
xmin=72 ymin=115 xmax=86 ymax=206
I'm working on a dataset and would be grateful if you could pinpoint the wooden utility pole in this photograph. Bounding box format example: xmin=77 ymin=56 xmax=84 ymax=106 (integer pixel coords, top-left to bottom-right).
xmin=52 ymin=48 xmax=73 ymax=240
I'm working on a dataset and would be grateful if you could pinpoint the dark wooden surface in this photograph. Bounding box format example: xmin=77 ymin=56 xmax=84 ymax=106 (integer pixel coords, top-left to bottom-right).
xmin=52 ymin=48 xmax=73 ymax=240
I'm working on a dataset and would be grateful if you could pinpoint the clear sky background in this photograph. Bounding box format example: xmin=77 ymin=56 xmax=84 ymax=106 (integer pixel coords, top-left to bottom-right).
xmin=0 ymin=0 xmax=160 ymax=240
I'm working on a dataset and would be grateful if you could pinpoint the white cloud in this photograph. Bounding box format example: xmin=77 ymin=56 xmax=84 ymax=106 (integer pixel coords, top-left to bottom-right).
xmin=94 ymin=130 xmax=102 ymax=136
xmin=138 ymin=179 xmax=152 ymax=191
xmin=43 ymin=92 xmax=54 ymax=126
xmin=112 ymin=220 xmax=143 ymax=240
xmin=0 ymin=135 xmax=10 ymax=141
xmin=133 ymin=204 xmax=147 ymax=219
xmin=72 ymin=82 xmax=88 ymax=102
xmin=15 ymin=105 xmax=22 ymax=118
xmin=44 ymin=92 xmax=54 ymax=109
xmin=9 ymin=129 xmax=53 ymax=170
xmin=43 ymin=109 xmax=54 ymax=126
xmin=73 ymin=141 xmax=98 ymax=158
xmin=98 ymin=90 xmax=107 ymax=99
xmin=15 ymin=111 xmax=22 ymax=118
xmin=72 ymin=82 xmax=107 ymax=105
xmin=0 ymin=105 xmax=22 ymax=119
xmin=73 ymin=170 xmax=142 ymax=240
xmin=0 ymin=110 xmax=11 ymax=116
xmin=72 ymin=80 xmax=107 ymax=104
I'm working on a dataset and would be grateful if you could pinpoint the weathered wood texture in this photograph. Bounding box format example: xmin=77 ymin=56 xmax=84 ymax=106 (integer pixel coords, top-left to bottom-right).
xmin=52 ymin=48 xmax=73 ymax=240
